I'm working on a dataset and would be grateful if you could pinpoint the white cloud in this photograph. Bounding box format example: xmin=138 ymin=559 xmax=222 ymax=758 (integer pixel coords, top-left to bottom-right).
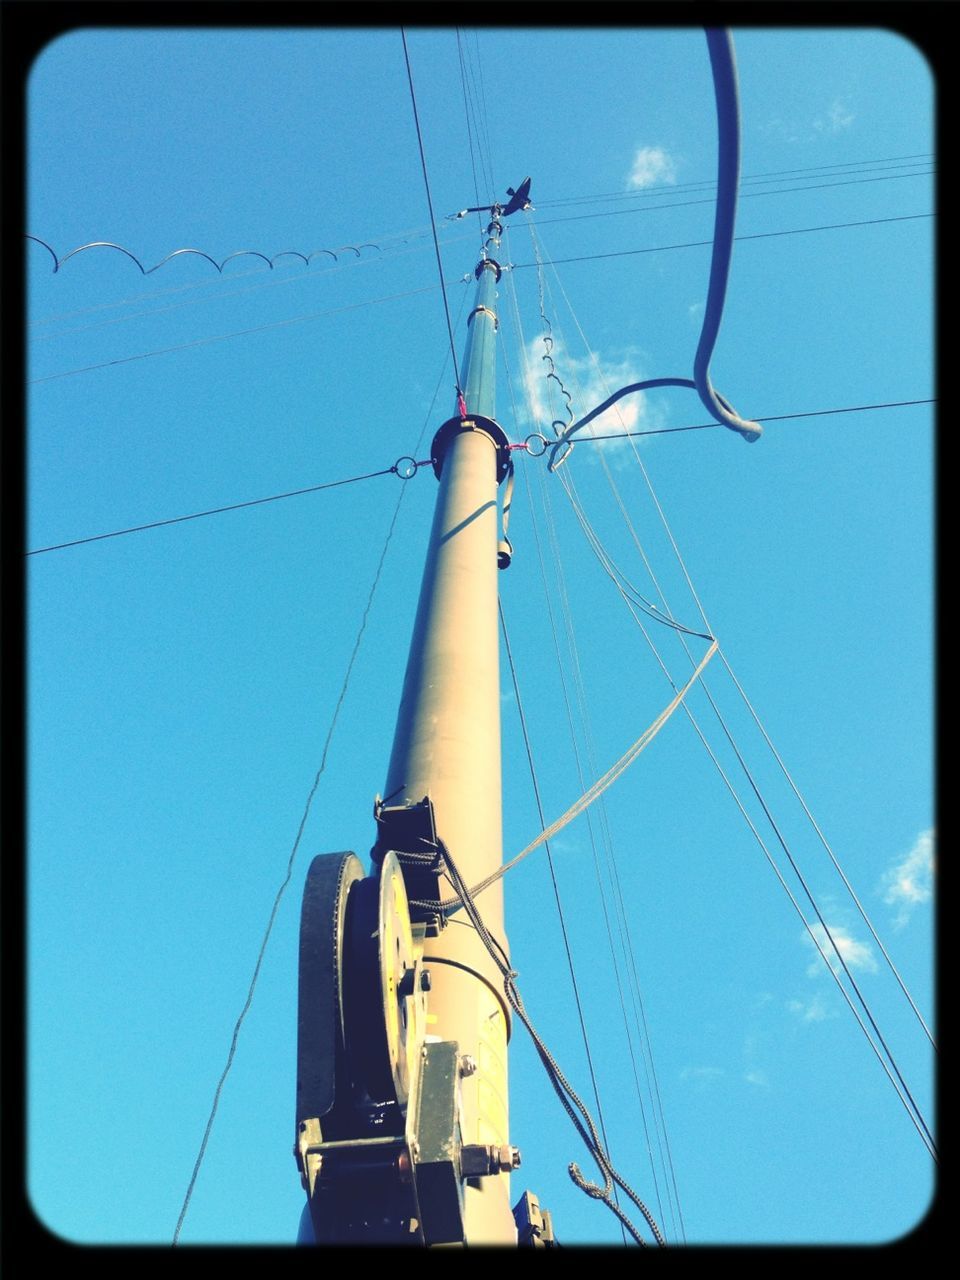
xmin=814 ymin=98 xmax=855 ymax=134
xmin=521 ymin=336 xmax=659 ymax=460
xmin=803 ymin=922 xmax=877 ymax=979
xmin=627 ymin=145 xmax=677 ymax=189
xmin=688 ymin=301 xmax=705 ymax=326
xmin=680 ymin=1065 xmax=724 ymax=1084
xmin=881 ymin=829 xmax=934 ymax=929
xmin=788 ymin=993 xmax=833 ymax=1023
xmin=744 ymin=1069 xmax=769 ymax=1087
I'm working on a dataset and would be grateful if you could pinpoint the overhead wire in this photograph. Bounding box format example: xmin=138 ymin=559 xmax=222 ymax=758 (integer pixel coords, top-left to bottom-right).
xmin=401 ymin=28 xmax=463 ymax=407
xmin=435 ymin=838 xmax=666 ymax=1246
xmin=527 ymin=167 xmax=934 ymax=230
xmin=172 ymin=308 xmax=461 ymax=1244
xmin=27 ymin=280 xmax=445 ymax=383
xmin=533 ymin=152 xmax=934 ymax=208
xmin=532 ymin=215 xmax=936 ymax=1158
xmin=502 ymin=279 xmax=687 ymax=1240
xmin=499 ymin=596 xmax=629 ymax=1245
xmin=508 ymin=212 xmax=933 ymax=272
xmin=26 ymin=463 xmax=418 ymax=557
xmin=504 ymin=241 xmax=677 ymax=1240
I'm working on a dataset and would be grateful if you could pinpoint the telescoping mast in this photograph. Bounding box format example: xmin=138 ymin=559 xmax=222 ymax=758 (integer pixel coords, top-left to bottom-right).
xmin=293 ymin=180 xmax=555 ymax=1247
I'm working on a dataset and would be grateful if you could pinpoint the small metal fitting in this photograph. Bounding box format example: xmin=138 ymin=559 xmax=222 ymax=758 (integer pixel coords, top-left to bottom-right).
xmin=459 ymin=1054 xmax=478 ymax=1078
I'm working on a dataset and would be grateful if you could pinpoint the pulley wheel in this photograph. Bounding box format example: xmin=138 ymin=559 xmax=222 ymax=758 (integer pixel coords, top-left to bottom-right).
xmin=343 ymin=851 xmax=425 ymax=1106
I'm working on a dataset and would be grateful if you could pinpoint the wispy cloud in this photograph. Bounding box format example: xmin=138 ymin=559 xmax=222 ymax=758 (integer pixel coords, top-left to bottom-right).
xmin=521 ymin=336 xmax=657 ymax=458
xmin=814 ymin=97 xmax=855 ymax=134
xmin=680 ymin=1065 xmax=724 ymax=1086
xmin=881 ymin=828 xmax=934 ymax=929
xmin=803 ymin=922 xmax=877 ymax=979
xmin=627 ymin=145 xmax=677 ymax=189
xmin=788 ymin=993 xmax=833 ymax=1023
xmin=761 ymin=97 xmax=855 ymax=144
xmin=744 ymin=1069 xmax=769 ymax=1087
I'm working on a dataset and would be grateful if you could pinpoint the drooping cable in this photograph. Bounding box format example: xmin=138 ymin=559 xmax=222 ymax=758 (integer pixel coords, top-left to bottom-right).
xmin=436 ymin=838 xmax=667 ymax=1246
xmin=534 ymin=229 xmax=936 ymax=1160
xmin=400 ymin=28 xmax=463 ymax=406
xmin=501 ymin=269 xmax=682 ymax=1238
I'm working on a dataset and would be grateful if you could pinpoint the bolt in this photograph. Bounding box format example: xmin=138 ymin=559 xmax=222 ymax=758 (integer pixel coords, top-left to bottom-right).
xmin=420 ymin=969 xmax=432 ymax=992
xmin=459 ymin=1054 xmax=478 ymax=1078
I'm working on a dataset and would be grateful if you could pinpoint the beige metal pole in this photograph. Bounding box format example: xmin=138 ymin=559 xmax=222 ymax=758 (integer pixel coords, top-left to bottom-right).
xmin=382 ymin=239 xmax=516 ymax=1243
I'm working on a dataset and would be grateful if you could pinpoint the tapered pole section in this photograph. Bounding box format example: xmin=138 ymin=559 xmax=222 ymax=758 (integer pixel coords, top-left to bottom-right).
xmin=382 ymin=218 xmax=516 ymax=1244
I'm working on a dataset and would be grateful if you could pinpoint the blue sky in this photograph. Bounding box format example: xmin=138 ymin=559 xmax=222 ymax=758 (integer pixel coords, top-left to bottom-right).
xmin=24 ymin=23 xmax=935 ymax=1247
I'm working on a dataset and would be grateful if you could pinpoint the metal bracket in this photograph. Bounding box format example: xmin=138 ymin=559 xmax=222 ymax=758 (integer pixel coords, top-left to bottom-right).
xmin=467 ymin=304 xmax=499 ymax=329
xmin=475 ymin=256 xmax=503 ymax=283
xmin=513 ymin=1189 xmax=558 ymax=1247
xmin=371 ymin=794 xmax=446 ymax=934
xmin=429 ymin=414 xmax=512 ymax=484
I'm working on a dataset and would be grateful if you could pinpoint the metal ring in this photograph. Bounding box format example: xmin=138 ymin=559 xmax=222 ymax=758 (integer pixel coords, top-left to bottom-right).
xmin=524 ymin=433 xmax=548 ymax=457
xmin=394 ymin=456 xmax=419 ymax=480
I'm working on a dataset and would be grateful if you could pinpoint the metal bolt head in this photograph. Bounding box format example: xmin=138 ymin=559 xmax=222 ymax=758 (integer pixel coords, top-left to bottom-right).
xmin=459 ymin=1054 xmax=478 ymax=1078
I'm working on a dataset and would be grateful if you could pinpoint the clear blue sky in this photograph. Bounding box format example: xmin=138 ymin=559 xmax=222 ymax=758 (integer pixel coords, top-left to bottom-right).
xmin=25 ymin=22 xmax=935 ymax=1247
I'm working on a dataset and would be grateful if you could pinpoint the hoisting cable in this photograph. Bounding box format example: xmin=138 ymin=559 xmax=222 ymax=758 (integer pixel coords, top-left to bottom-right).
xmin=500 ymin=597 xmax=629 ymax=1244
xmin=500 ymin=274 xmax=682 ymax=1239
xmin=171 ymin=311 xmax=463 ymax=1244
xmin=401 ymin=28 xmax=464 ymax=409
xmin=435 ymin=837 xmax=667 ymax=1246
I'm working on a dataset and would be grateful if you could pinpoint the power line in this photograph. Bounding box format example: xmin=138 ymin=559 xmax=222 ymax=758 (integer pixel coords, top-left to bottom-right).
xmin=171 ymin=331 xmax=455 ymax=1245
xmin=566 ymin=398 xmax=936 ymax=444
xmin=530 ymin=168 xmax=933 ymax=229
xmin=508 ymin=212 xmax=932 ymax=271
xmin=533 ymin=152 xmax=934 ymax=208
xmin=401 ymin=28 xmax=463 ymax=405
xmin=27 ymin=282 xmax=443 ymax=383
xmin=26 ymin=465 xmax=410 ymax=556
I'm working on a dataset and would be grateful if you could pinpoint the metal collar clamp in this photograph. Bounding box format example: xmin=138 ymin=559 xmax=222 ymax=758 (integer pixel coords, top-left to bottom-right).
xmin=430 ymin=414 xmax=512 ymax=484
xmin=467 ymin=305 xmax=498 ymax=330
xmin=474 ymin=257 xmax=503 ymax=283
